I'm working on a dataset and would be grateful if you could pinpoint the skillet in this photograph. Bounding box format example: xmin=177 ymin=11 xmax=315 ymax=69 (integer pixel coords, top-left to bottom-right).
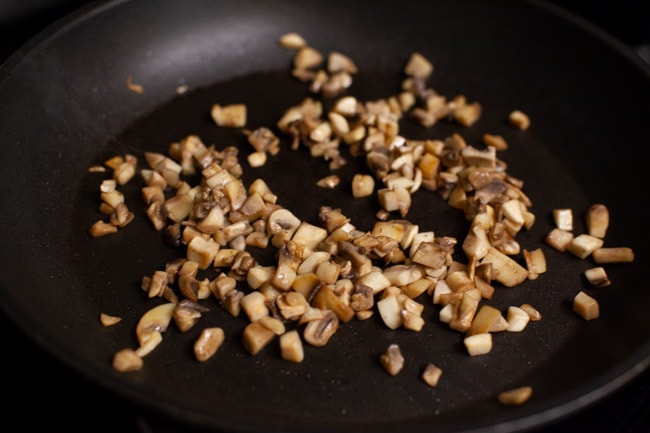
xmin=1 ymin=0 xmax=649 ymax=432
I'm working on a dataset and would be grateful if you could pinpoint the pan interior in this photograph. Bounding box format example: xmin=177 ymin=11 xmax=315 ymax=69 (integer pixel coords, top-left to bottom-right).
xmin=1 ymin=1 xmax=649 ymax=432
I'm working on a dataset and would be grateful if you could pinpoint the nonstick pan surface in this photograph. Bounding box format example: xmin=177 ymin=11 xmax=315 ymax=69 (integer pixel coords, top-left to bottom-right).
xmin=1 ymin=1 xmax=649 ymax=432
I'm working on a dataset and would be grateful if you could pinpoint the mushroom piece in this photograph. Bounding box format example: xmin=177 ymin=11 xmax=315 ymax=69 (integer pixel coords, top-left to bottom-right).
xmin=89 ymin=220 xmax=118 ymax=237
xmin=173 ymin=299 xmax=210 ymax=332
xmin=278 ymin=32 xmax=306 ymax=49
xmin=303 ymin=310 xmax=339 ymax=347
xmin=280 ymin=330 xmax=304 ymax=363
xmin=211 ymin=103 xmax=247 ymax=128
xmin=522 ymin=248 xmax=547 ymax=280
xmin=312 ymin=285 xmax=354 ymax=323
xmin=592 ymin=247 xmax=634 ymax=264
xmin=586 ymin=203 xmax=609 ymax=238
xmin=573 ymin=291 xmax=599 ymax=320
xmin=584 ymin=267 xmax=611 ymax=287
xmin=245 ymin=126 xmax=280 ymax=154
xmin=567 ymin=234 xmax=604 ymax=259
xmin=267 ymin=208 xmax=301 ymax=238
xmin=194 ymin=327 xmax=225 ymax=362
xmin=112 ymin=349 xmax=143 ymax=373
xmin=498 ymin=386 xmax=533 ymax=405
xmin=404 ymin=52 xmax=433 ymax=79
xmin=552 ymin=208 xmax=573 ymax=231
xmin=240 ymin=291 xmax=270 ymax=322
xmin=376 ymin=294 xmax=403 ymax=330
xmin=421 ymin=363 xmax=443 ymax=387
xmin=242 ymin=322 xmax=276 ymax=355
xmin=508 ymin=110 xmax=530 ymax=130
xmin=480 ymin=247 xmax=529 ymax=287
xmin=380 ymin=343 xmax=404 ymax=376
xmin=467 ymin=305 xmax=506 ymax=336
xmin=464 ymin=332 xmax=493 ymax=356
xmin=135 ymin=302 xmax=176 ymax=347
xmin=100 ymin=313 xmax=122 ymax=327
xmin=506 ymin=306 xmax=530 ymax=332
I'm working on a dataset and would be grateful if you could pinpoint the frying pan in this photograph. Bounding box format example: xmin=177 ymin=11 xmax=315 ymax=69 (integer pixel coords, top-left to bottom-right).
xmin=1 ymin=0 xmax=649 ymax=432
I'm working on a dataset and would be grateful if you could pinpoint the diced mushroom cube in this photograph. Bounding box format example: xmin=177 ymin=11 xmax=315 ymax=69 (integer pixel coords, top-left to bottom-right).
xmin=506 ymin=306 xmax=530 ymax=332
xmin=89 ymin=220 xmax=118 ymax=237
xmin=584 ymin=267 xmax=611 ymax=287
xmin=481 ymin=247 xmax=529 ymax=287
xmin=592 ymin=247 xmax=634 ymax=264
xmin=186 ymin=236 xmax=219 ymax=270
xmin=573 ymin=291 xmax=599 ymax=320
xmin=467 ymin=305 xmax=505 ymax=336
xmin=508 ymin=110 xmax=530 ymax=130
xmin=552 ymin=208 xmax=573 ymax=231
xmin=380 ymin=344 xmax=404 ymax=376
xmin=194 ymin=327 xmax=225 ymax=362
xmin=464 ymin=333 xmax=493 ymax=356
xmin=519 ymin=303 xmax=542 ymax=321
xmin=240 ymin=291 xmax=269 ymax=322
xmin=567 ymin=234 xmax=604 ymax=259
xmin=278 ymin=32 xmax=307 ymax=49
xmin=211 ymin=103 xmax=247 ymax=128
xmin=280 ymin=330 xmax=304 ymax=363
xmin=112 ymin=348 xmax=143 ymax=372
xmin=377 ymin=294 xmax=403 ymax=330
xmin=404 ymin=52 xmax=433 ymax=79
xmin=523 ymin=248 xmax=547 ymax=280
xmin=242 ymin=322 xmax=276 ymax=355
xmin=498 ymin=386 xmax=533 ymax=405
xmin=586 ymin=204 xmax=609 ymax=239
xmin=351 ymin=174 xmax=375 ymax=198
xmin=545 ymin=228 xmax=574 ymax=252
xmin=421 ymin=363 xmax=443 ymax=387
xmin=100 ymin=313 xmax=122 ymax=327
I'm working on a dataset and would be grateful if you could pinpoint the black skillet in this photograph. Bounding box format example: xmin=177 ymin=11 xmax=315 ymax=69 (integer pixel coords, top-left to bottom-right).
xmin=1 ymin=0 xmax=649 ymax=432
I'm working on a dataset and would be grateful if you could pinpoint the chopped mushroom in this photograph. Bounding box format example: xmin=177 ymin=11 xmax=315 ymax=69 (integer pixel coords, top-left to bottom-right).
xmin=592 ymin=247 xmax=634 ymax=264
xmin=519 ymin=303 xmax=542 ymax=321
xmin=421 ymin=363 xmax=443 ymax=387
xmin=506 ymin=306 xmax=530 ymax=332
xmin=211 ymin=103 xmax=247 ymax=128
xmin=112 ymin=348 xmax=143 ymax=372
xmin=545 ymin=228 xmax=573 ymax=252
xmin=316 ymin=174 xmax=340 ymax=189
xmin=351 ymin=173 xmax=375 ymax=197
xmin=404 ymin=52 xmax=433 ymax=79
xmin=380 ymin=344 xmax=404 ymax=376
xmin=125 ymin=76 xmax=144 ymax=94
xmin=303 ymin=310 xmax=339 ymax=346
xmin=523 ymin=248 xmax=546 ymax=280
xmin=573 ymin=291 xmax=599 ymax=320
xmin=278 ymin=32 xmax=307 ymax=49
xmin=508 ymin=110 xmax=530 ymax=130
xmin=91 ymin=35 xmax=637 ymax=402
xmin=584 ymin=267 xmax=611 ymax=287
xmin=498 ymin=386 xmax=533 ymax=405
xmin=242 ymin=322 xmax=276 ymax=355
xmin=586 ymin=204 xmax=609 ymax=238
xmin=89 ymin=220 xmax=118 ymax=237
xmin=463 ymin=333 xmax=493 ymax=356
xmin=280 ymin=330 xmax=304 ymax=363
xmin=567 ymin=234 xmax=604 ymax=259
xmin=194 ymin=327 xmax=225 ymax=362
xmin=552 ymin=208 xmax=573 ymax=231
xmin=99 ymin=313 xmax=122 ymax=327
xmin=135 ymin=303 xmax=175 ymax=347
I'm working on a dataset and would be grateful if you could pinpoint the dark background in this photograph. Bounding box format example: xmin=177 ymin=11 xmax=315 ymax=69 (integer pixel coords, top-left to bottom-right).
xmin=1 ymin=1 xmax=649 ymax=432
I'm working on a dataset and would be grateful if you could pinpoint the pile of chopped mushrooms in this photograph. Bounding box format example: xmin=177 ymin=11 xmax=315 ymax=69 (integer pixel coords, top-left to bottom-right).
xmin=90 ymin=32 xmax=634 ymax=406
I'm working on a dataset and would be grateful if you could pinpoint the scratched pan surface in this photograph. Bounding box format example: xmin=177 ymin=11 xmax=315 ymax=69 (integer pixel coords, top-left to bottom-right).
xmin=1 ymin=0 xmax=649 ymax=432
